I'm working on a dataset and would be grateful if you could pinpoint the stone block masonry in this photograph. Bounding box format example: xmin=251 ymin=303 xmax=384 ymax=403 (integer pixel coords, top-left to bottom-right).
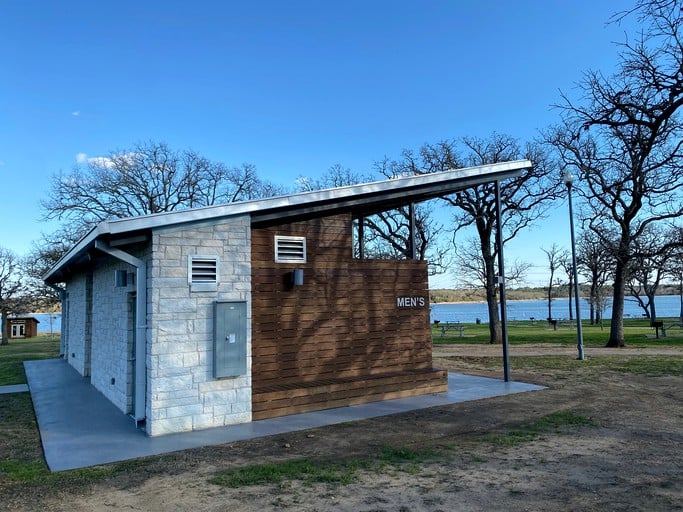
xmin=64 ymin=273 xmax=88 ymax=376
xmin=147 ymin=215 xmax=252 ymax=436
xmin=90 ymin=257 xmax=138 ymax=413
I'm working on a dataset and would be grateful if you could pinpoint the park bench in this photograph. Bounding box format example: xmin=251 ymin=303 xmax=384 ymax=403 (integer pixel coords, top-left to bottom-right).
xmin=662 ymin=322 xmax=683 ymax=337
xmin=439 ymin=321 xmax=465 ymax=337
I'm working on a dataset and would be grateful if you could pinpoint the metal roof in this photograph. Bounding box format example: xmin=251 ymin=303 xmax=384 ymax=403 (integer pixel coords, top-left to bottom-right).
xmin=44 ymin=159 xmax=531 ymax=283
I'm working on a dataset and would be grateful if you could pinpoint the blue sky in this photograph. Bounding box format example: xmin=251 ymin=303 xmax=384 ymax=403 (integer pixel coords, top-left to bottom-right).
xmin=1 ymin=1 xmax=638 ymax=287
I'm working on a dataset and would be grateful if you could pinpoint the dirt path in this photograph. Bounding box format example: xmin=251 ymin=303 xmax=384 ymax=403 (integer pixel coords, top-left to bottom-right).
xmin=433 ymin=342 xmax=683 ymax=358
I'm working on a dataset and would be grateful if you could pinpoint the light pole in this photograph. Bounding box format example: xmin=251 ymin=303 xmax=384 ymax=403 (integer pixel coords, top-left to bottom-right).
xmin=563 ymin=169 xmax=585 ymax=360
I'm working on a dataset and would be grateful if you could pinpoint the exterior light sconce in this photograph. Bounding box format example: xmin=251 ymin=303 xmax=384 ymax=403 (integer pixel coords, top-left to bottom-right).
xmin=114 ymin=270 xmax=135 ymax=288
xmin=114 ymin=270 xmax=128 ymax=287
xmin=291 ymin=268 xmax=304 ymax=287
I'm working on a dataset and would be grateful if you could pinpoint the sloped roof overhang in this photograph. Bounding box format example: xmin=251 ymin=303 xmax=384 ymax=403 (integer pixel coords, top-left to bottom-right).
xmin=44 ymin=159 xmax=531 ymax=283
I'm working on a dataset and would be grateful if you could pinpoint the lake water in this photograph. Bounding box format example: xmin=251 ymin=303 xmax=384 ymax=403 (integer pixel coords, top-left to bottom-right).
xmin=25 ymin=295 xmax=683 ymax=332
xmin=431 ymin=295 xmax=683 ymax=323
xmin=31 ymin=313 xmax=62 ymax=333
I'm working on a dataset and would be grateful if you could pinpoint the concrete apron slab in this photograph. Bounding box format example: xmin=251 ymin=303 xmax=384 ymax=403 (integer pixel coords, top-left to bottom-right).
xmin=24 ymin=359 xmax=546 ymax=472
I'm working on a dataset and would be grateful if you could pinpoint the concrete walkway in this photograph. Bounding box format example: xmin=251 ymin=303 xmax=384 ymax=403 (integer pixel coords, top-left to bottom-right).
xmin=24 ymin=358 xmax=545 ymax=472
xmin=0 ymin=384 xmax=29 ymax=394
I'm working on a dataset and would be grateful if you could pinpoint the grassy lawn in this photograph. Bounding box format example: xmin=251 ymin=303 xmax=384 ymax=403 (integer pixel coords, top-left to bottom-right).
xmin=0 ymin=335 xmax=61 ymax=386
xmin=432 ymin=317 xmax=683 ymax=346
xmin=0 ymin=329 xmax=681 ymax=508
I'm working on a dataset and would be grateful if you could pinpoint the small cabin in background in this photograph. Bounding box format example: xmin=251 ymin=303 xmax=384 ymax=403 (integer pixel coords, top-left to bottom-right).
xmin=8 ymin=317 xmax=40 ymax=338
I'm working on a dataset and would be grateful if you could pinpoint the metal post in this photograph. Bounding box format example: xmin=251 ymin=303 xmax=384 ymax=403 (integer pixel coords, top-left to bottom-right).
xmin=495 ymin=181 xmax=511 ymax=382
xmin=409 ymin=202 xmax=417 ymax=260
xmin=358 ymin=216 xmax=365 ymax=259
xmin=564 ymin=171 xmax=585 ymax=360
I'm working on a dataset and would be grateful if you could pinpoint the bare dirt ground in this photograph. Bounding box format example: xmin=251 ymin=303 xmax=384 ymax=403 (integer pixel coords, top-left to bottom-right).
xmin=5 ymin=345 xmax=683 ymax=512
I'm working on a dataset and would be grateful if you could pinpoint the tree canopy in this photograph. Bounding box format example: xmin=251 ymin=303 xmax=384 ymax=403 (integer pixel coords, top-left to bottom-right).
xmin=42 ymin=140 xmax=285 ymax=234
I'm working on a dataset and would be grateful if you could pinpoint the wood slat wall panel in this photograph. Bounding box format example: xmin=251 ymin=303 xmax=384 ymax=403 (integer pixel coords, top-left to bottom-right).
xmin=252 ymin=369 xmax=449 ymax=419
xmin=251 ymin=213 xmax=438 ymax=394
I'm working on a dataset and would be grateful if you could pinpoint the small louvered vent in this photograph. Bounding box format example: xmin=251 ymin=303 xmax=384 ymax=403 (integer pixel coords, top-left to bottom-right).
xmin=188 ymin=256 xmax=219 ymax=291
xmin=275 ymin=236 xmax=307 ymax=263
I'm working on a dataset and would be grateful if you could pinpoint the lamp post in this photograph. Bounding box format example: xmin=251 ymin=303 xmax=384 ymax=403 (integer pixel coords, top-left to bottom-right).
xmin=563 ymin=169 xmax=585 ymax=360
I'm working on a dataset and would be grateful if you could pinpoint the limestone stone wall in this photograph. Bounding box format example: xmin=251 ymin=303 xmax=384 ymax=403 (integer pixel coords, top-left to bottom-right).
xmin=64 ymin=273 xmax=87 ymax=376
xmin=90 ymin=257 xmax=138 ymax=414
xmin=147 ymin=215 xmax=252 ymax=436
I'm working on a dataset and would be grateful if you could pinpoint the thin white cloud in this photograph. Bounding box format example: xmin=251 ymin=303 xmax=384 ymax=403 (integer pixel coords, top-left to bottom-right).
xmin=75 ymin=152 xmax=121 ymax=169
xmin=88 ymin=156 xmax=115 ymax=168
xmin=76 ymin=153 xmax=136 ymax=169
xmin=71 ymin=111 xmax=81 ymax=117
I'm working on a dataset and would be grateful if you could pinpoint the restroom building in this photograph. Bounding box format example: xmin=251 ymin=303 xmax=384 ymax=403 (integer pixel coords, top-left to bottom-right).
xmin=43 ymin=160 xmax=529 ymax=436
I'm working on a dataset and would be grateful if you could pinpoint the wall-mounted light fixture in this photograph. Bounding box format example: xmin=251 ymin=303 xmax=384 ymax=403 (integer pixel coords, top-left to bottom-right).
xmin=114 ymin=269 xmax=128 ymax=287
xmin=291 ymin=268 xmax=304 ymax=287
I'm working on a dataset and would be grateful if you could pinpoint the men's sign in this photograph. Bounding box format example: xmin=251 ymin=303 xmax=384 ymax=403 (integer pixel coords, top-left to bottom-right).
xmin=396 ymin=296 xmax=427 ymax=308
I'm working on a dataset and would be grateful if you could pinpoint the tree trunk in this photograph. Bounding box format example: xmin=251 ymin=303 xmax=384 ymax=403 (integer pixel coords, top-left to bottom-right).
xmin=486 ymin=282 xmax=501 ymax=344
xmin=648 ymin=292 xmax=657 ymax=324
xmin=590 ymin=278 xmax=598 ymax=325
xmin=482 ymin=242 xmax=501 ymax=344
xmin=1 ymin=309 xmax=9 ymax=345
xmin=608 ymin=260 xmax=627 ymax=347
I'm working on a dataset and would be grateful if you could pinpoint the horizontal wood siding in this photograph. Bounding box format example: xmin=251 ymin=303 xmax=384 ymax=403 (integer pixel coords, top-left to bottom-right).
xmin=251 ymin=214 xmax=446 ymax=417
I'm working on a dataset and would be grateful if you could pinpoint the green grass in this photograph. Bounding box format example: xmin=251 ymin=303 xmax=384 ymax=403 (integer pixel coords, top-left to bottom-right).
xmin=0 ymin=335 xmax=61 ymax=385
xmin=209 ymin=458 xmax=368 ymax=487
xmin=480 ymin=411 xmax=598 ymax=447
xmin=432 ymin=317 xmax=683 ymax=347
xmin=209 ymin=447 xmax=442 ymax=488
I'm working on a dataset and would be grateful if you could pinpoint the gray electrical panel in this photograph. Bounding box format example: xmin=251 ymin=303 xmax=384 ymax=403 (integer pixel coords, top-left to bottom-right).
xmin=214 ymin=301 xmax=247 ymax=378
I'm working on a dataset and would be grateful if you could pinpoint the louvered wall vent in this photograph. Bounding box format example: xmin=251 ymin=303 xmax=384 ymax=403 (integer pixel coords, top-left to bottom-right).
xmin=274 ymin=236 xmax=307 ymax=263
xmin=189 ymin=256 xmax=219 ymax=291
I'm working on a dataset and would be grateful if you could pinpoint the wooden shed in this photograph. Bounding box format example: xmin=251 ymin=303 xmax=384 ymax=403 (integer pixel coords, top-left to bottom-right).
xmin=8 ymin=317 xmax=40 ymax=339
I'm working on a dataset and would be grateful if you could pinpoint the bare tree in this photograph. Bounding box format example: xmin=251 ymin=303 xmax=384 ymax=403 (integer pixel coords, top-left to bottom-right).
xmin=542 ymin=244 xmax=564 ymax=322
xmin=42 ymin=141 xmax=283 ymax=233
xmin=627 ymin=225 xmax=680 ymax=321
xmin=0 ymin=248 xmax=29 ymax=345
xmin=549 ymin=0 xmax=683 ymax=346
xmin=454 ymin=237 xmax=530 ymax=302
xmin=669 ymin=235 xmax=683 ymax=322
xmin=39 ymin=141 xmax=285 ymax=282
xmin=382 ymin=134 xmax=562 ymax=343
xmin=297 ymin=164 xmax=451 ymax=275
xmin=577 ymin=230 xmax=613 ymax=325
xmin=23 ymin=226 xmax=87 ymax=310
xmin=557 ymin=249 xmax=575 ymax=321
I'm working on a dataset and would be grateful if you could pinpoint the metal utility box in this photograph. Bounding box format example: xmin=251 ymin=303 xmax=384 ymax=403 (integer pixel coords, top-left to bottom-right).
xmin=214 ymin=301 xmax=247 ymax=378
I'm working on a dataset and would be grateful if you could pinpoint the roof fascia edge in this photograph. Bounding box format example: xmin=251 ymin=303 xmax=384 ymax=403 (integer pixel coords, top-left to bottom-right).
xmin=42 ymin=221 xmax=112 ymax=282
xmin=105 ymin=159 xmax=532 ymax=233
xmin=253 ymin=168 xmax=526 ymax=223
xmin=43 ymin=159 xmax=531 ymax=283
